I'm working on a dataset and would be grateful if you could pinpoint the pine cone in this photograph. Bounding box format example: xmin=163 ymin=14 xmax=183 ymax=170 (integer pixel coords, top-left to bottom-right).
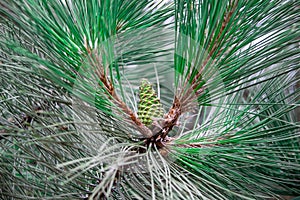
xmin=137 ymin=79 xmax=164 ymax=126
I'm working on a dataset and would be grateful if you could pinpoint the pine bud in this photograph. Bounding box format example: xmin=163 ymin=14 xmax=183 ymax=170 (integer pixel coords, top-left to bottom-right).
xmin=137 ymin=79 xmax=164 ymax=126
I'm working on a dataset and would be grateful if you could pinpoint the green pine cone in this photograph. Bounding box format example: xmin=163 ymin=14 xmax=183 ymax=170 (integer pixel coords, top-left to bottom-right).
xmin=137 ymin=79 xmax=164 ymax=126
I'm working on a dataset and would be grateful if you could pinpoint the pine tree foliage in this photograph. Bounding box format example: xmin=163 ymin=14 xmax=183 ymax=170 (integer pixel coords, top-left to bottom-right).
xmin=0 ymin=0 xmax=299 ymax=199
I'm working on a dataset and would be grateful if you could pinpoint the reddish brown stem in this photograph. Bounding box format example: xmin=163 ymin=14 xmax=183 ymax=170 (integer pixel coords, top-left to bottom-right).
xmin=162 ymin=2 xmax=238 ymax=140
xmin=86 ymin=47 xmax=153 ymax=138
xmin=160 ymin=96 xmax=182 ymax=139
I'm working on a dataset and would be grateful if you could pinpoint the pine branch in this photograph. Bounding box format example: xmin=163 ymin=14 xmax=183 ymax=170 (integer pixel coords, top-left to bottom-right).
xmin=86 ymin=46 xmax=153 ymax=138
xmin=159 ymin=1 xmax=239 ymax=141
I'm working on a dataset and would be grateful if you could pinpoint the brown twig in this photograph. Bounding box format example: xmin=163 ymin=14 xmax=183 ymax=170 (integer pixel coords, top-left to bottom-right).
xmin=190 ymin=0 xmax=238 ymax=86
xmin=160 ymin=2 xmax=239 ymax=140
xmin=194 ymin=0 xmax=238 ymax=85
xmin=85 ymin=45 xmax=153 ymax=138
xmin=207 ymin=0 xmax=238 ymax=60
xmin=155 ymin=96 xmax=182 ymax=140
